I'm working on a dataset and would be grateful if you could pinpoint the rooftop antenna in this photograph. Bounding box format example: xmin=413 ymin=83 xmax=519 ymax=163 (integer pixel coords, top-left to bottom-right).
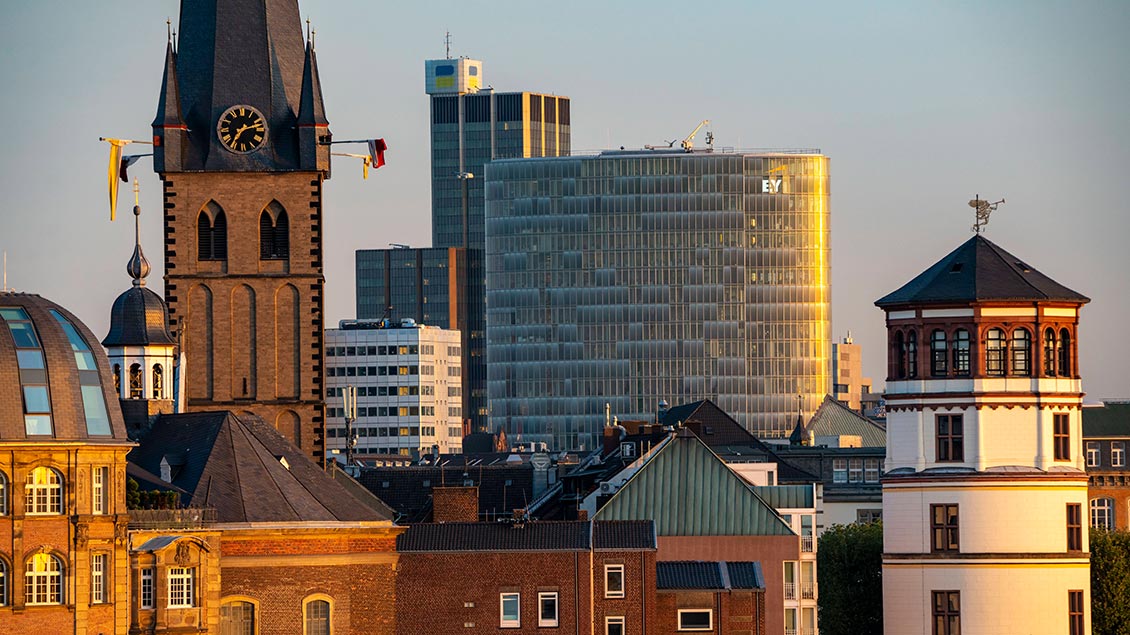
xmin=969 ymin=194 xmax=1005 ymax=234
xmin=2 ymin=251 xmax=10 ymax=292
xmin=445 ymin=31 xmax=452 ymax=59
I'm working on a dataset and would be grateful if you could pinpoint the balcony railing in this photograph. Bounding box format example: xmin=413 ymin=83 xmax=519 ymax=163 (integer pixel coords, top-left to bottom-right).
xmin=801 ymin=582 xmax=816 ymax=600
xmin=785 ymin=630 xmax=798 ymax=635
xmin=801 ymin=535 xmax=814 ymax=552
xmin=784 ymin=582 xmax=797 ymax=600
xmin=129 ymin=508 xmax=216 ymax=530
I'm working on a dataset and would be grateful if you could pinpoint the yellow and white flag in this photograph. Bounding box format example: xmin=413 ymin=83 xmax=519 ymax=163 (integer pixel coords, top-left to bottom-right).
xmin=101 ymin=138 xmax=132 ymax=221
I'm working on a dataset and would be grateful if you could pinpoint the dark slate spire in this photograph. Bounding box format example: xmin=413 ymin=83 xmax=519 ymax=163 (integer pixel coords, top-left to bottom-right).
xmin=875 ymin=235 xmax=1090 ymax=308
xmin=157 ymin=0 xmax=327 ymax=173
xmin=152 ymin=38 xmax=187 ymax=173
xmin=296 ymin=37 xmax=330 ymax=171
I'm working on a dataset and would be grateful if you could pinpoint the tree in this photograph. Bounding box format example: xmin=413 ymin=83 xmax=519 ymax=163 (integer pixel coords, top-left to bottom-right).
xmin=817 ymin=521 xmax=883 ymax=635
xmin=1091 ymin=529 xmax=1130 ymax=635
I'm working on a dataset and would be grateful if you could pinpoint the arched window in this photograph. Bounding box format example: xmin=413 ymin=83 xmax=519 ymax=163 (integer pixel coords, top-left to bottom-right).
xmin=1059 ymin=329 xmax=1072 ymax=377
xmin=25 ymin=467 xmax=62 ymax=515
xmin=153 ymin=364 xmax=164 ymax=399
xmin=931 ymin=330 xmax=948 ymax=377
xmin=951 ymin=329 xmax=970 ymax=376
xmin=906 ymin=330 xmax=918 ymax=378
xmin=1043 ymin=329 xmax=1057 ymax=376
xmin=259 ymin=204 xmax=290 ymax=260
xmin=25 ymin=553 xmax=62 ymax=605
xmin=1090 ymin=497 xmax=1114 ymax=530
xmin=1011 ymin=328 xmax=1031 ymax=376
xmin=198 ymin=205 xmax=228 ymax=261
xmin=113 ymin=364 xmax=121 ymax=394
xmin=304 ymin=598 xmax=331 ymax=635
xmin=0 ymin=558 xmax=7 ymax=607
xmin=129 ymin=363 xmax=143 ymax=399
xmin=894 ymin=331 xmax=906 ymax=379
xmin=221 ymin=599 xmax=257 ymax=635
xmin=0 ymin=471 xmax=7 ymax=516
xmin=985 ymin=328 xmax=1006 ymax=376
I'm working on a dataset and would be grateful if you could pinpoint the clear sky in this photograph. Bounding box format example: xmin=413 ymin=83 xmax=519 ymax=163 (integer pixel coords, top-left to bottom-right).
xmin=1 ymin=0 xmax=1127 ymax=401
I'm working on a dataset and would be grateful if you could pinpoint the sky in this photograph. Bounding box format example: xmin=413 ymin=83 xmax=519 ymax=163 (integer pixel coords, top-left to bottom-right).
xmin=1 ymin=0 xmax=1128 ymax=402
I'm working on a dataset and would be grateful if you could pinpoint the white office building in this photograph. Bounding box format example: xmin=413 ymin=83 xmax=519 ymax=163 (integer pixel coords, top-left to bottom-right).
xmin=325 ymin=319 xmax=464 ymax=459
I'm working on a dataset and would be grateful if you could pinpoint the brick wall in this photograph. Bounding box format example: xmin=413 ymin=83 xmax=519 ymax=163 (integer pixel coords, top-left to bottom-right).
xmin=432 ymin=486 xmax=479 ymax=522
xmin=655 ymin=589 xmax=765 ymax=635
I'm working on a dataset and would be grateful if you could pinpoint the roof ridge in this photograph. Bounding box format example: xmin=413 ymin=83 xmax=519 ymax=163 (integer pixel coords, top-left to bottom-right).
xmin=232 ymin=415 xmax=304 ymax=519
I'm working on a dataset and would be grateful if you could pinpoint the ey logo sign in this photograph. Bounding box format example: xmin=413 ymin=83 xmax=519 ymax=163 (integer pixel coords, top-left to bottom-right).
xmin=762 ymin=165 xmax=787 ymax=193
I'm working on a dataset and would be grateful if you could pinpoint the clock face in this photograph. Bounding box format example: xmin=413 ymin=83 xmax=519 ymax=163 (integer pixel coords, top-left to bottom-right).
xmin=216 ymin=105 xmax=267 ymax=153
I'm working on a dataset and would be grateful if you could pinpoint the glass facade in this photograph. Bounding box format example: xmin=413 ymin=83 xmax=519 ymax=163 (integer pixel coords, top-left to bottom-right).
xmin=484 ymin=150 xmax=831 ymax=449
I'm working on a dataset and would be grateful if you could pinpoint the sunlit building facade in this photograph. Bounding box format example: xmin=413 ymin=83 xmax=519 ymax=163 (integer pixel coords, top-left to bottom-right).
xmin=484 ymin=150 xmax=831 ymax=449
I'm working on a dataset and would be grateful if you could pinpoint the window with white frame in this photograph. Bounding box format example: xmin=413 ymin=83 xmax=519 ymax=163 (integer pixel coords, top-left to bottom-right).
xmin=168 ymin=567 xmax=195 ymax=608
xmin=538 ymin=592 xmax=559 ymax=627
xmin=140 ymin=567 xmax=155 ymax=609
xmin=25 ymin=553 xmax=62 ymax=605
xmin=864 ymin=458 xmax=881 ymax=483
xmin=92 ymin=466 xmax=107 ymax=515
xmin=604 ymin=563 xmax=625 ymax=598
xmin=25 ymin=467 xmax=63 ymax=515
xmin=606 ymin=615 xmax=625 ymax=635
xmin=500 ymin=592 xmax=520 ymax=628
xmin=1091 ymin=498 xmax=1114 ymax=530
xmin=785 ymin=608 xmax=798 ymax=635
xmin=783 ymin=561 xmax=797 ymax=600
xmin=832 ymin=459 xmax=847 ymax=484
xmin=91 ymin=553 xmax=107 ymax=603
xmin=0 ymin=559 xmax=7 ymax=607
xmin=678 ymin=608 xmax=713 ymax=631
xmin=848 ymin=458 xmax=863 ymax=483
xmin=1113 ymin=442 xmax=1125 ymax=468
xmin=1086 ymin=442 xmax=1100 ymax=467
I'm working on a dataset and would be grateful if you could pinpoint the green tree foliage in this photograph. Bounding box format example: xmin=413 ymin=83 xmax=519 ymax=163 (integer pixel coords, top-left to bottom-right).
xmin=126 ymin=477 xmax=141 ymax=509
xmin=817 ymin=521 xmax=884 ymax=635
xmin=1091 ymin=529 xmax=1130 ymax=635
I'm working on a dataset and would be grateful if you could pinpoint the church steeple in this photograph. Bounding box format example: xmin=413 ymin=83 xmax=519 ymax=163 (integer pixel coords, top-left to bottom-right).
xmin=297 ymin=34 xmax=330 ymax=171
xmin=152 ymin=36 xmax=187 ymax=173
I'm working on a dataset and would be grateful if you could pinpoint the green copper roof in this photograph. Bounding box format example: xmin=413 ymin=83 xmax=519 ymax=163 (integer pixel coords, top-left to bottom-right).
xmin=750 ymin=485 xmax=814 ymax=510
xmin=1082 ymin=403 xmax=1130 ymax=438
xmin=594 ymin=431 xmax=795 ymax=536
xmin=807 ymin=396 xmax=887 ymax=448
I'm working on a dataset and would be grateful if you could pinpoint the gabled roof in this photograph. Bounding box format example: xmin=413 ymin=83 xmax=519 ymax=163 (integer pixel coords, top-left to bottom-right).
xmin=876 ymin=235 xmax=1089 ymax=308
xmin=806 ymin=396 xmax=887 ymax=448
xmin=594 ymin=431 xmax=795 ymax=536
xmin=1083 ymin=403 xmax=1130 ymax=438
xmin=128 ymin=411 xmax=391 ymax=523
xmin=656 ymin=561 xmax=765 ymax=591
xmin=396 ymin=520 xmax=656 ymax=552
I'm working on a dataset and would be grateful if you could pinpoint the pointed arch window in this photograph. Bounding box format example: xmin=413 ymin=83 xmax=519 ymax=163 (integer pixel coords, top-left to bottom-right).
xmin=931 ymin=330 xmax=948 ymax=376
xmin=198 ymin=203 xmax=228 ymax=261
xmin=951 ymin=329 xmax=970 ymax=376
xmin=1044 ymin=329 xmax=1057 ymax=376
xmin=260 ymin=203 xmax=290 ymax=260
xmin=1011 ymin=328 xmax=1031 ymax=376
xmin=1059 ymin=329 xmax=1072 ymax=376
xmin=985 ymin=328 xmax=1006 ymax=376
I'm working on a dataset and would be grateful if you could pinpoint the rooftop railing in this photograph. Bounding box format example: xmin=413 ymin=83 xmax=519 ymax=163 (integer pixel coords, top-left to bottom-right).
xmin=128 ymin=508 xmax=216 ymax=530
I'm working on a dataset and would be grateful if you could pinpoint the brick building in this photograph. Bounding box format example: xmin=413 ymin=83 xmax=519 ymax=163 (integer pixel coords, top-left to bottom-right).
xmin=0 ymin=293 xmax=134 ymax=635
xmin=655 ymin=561 xmax=766 ymax=634
xmin=1083 ymin=400 xmax=1130 ymax=530
xmin=395 ymin=519 xmax=655 ymax=634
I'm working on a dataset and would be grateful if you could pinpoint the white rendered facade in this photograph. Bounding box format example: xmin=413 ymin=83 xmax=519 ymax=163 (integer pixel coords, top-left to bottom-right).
xmin=878 ymin=236 xmax=1090 ymax=635
xmin=325 ymin=320 xmax=463 ymax=458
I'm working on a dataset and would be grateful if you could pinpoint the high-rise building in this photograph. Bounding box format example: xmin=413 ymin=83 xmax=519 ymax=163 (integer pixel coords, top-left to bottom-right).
xmin=877 ymin=233 xmax=1091 ymax=634
xmin=484 ymin=149 xmax=831 ymax=449
xmin=152 ymin=1 xmax=330 ymax=461
xmin=325 ymin=319 xmax=464 ymax=458
xmin=831 ymin=333 xmax=872 ymax=412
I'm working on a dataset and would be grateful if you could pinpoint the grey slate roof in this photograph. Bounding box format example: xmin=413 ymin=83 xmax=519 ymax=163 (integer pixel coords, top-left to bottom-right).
xmin=594 ymin=431 xmax=795 ymax=536
xmin=806 ymin=396 xmax=887 ymax=448
xmin=102 ymin=286 xmax=176 ymax=347
xmin=875 ymin=235 xmax=1089 ymax=307
xmin=128 ymin=411 xmax=391 ymax=523
xmin=656 ymin=561 xmax=765 ymax=591
xmin=396 ymin=520 xmax=656 ymax=552
xmin=1083 ymin=403 xmax=1130 ymax=438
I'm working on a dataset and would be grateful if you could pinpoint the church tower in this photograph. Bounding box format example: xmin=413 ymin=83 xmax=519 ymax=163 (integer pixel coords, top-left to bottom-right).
xmin=152 ymin=0 xmax=331 ymax=461
xmin=877 ymin=231 xmax=1091 ymax=634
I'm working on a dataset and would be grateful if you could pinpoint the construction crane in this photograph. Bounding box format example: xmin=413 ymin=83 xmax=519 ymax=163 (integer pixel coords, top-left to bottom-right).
xmin=681 ymin=120 xmax=711 ymax=152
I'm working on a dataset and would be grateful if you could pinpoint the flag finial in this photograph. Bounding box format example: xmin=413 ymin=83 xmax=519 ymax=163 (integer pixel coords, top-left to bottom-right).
xmin=127 ymin=178 xmax=151 ymax=286
xmin=306 ymin=17 xmax=311 ymax=44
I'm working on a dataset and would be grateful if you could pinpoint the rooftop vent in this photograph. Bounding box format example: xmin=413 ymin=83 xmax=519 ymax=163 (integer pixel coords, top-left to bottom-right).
xmin=950 ymin=262 xmax=964 ymax=273
xmin=1015 ymin=261 xmax=1032 ymax=273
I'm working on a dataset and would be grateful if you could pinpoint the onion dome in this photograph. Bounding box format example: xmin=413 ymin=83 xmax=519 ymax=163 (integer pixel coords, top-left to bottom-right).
xmin=0 ymin=292 xmax=129 ymax=441
xmin=103 ymin=201 xmax=175 ymax=348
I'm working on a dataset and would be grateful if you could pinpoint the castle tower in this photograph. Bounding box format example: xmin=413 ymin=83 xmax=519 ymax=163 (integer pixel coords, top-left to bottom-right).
xmin=102 ymin=192 xmax=176 ymax=440
xmin=877 ymin=233 xmax=1091 ymax=634
xmin=152 ymin=0 xmax=330 ymax=461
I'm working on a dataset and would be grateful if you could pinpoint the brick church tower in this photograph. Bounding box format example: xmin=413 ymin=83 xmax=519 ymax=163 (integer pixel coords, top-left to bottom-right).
xmin=152 ymin=0 xmax=331 ymax=462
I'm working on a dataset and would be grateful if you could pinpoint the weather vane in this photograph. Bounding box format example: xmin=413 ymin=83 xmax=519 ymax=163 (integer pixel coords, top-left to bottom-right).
xmin=969 ymin=195 xmax=1005 ymax=234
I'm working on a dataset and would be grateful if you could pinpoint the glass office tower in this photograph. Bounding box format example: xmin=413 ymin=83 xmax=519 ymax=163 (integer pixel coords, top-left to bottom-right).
xmin=484 ymin=150 xmax=831 ymax=450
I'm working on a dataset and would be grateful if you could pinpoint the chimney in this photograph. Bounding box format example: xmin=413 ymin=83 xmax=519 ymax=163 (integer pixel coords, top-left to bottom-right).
xmin=432 ymin=486 xmax=479 ymax=523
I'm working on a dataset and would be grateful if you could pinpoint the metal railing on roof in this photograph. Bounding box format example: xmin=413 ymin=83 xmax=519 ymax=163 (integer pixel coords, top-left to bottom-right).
xmin=128 ymin=508 xmax=216 ymax=530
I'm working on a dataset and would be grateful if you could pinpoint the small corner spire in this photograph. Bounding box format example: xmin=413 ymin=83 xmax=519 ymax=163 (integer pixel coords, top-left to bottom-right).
xmin=127 ymin=178 xmax=151 ymax=286
xmin=306 ymin=17 xmax=312 ymax=46
xmin=166 ymin=18 xmax=172 ymax=43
